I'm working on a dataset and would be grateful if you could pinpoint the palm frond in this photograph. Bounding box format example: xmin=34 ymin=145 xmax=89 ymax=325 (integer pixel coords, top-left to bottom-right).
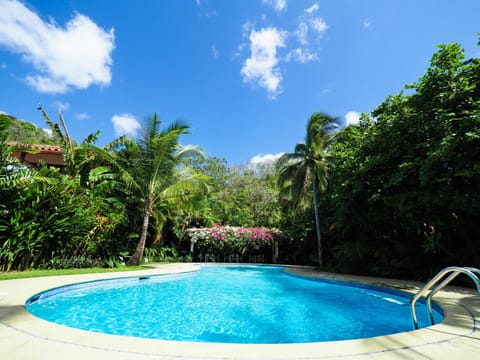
xmin=57 ymin=110 xmax=74 ymax=152
xmin=104 ymin=135 xmax=131 ymax=151
xmin=162 ymin=119 xmax=190 ymax=137
xmin=276 ymin=151 xmax=303 ymax=169
xmin=138 ymin=113 xmax=159 ymax=151
xmin=88 ymin=166 xmax=114 ymax=183
xmin=176 ymin=144 xmax=205 ymax=160
xmin=0 ymin=166 xmax=51 ymax=189
xmin=81 ymin=130 xmax=101 ymax=145
xmin=88 ymin=145 xmax=141 ymax=194
xmin=160 ymin=174 xmax=210 ymax=204
xmin=37 ymin=104 xmax=64 ymax=143
xmin=293 ymin=142 xmax=308 ymax=155
xmin=277 ymin=112 xmax=338 ymax=213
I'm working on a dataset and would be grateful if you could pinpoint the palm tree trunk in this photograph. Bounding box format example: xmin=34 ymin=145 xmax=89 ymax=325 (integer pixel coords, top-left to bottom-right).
xmin=312 ymin=170 xmax=323 ymax=269
xmin=127 ymin=199 xmax=151 ymax=266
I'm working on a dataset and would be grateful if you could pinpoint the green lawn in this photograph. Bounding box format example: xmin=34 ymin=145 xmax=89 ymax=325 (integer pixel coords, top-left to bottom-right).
xmin=0 ymin=265 xmax=149 ymax=281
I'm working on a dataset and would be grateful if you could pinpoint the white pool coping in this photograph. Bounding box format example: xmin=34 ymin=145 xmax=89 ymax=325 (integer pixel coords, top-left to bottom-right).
xmin=1 ymin=263 xmax=479 ymax=359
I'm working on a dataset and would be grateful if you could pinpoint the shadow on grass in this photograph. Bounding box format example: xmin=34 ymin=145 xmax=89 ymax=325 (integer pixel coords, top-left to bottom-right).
xmin=0 ymin=265 xmax=151 ymax=281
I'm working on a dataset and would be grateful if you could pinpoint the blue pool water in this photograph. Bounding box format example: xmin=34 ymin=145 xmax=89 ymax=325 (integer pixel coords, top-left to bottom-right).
xmin=26 ymin=265 xmax=443 ymax=343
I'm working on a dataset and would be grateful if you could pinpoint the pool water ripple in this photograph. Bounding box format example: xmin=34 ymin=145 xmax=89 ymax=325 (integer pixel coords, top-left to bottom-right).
xmin=26 ymin=265 xmax=443 ymax=344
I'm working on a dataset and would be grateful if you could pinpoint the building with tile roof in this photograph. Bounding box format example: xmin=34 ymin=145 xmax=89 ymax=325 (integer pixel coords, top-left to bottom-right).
xmin=7 ymin=142 xmax=64 ymax=169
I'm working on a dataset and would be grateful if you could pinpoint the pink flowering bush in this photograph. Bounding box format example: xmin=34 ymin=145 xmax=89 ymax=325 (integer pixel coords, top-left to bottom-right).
xmin=186 ymin=224 xmax=283 ymax=255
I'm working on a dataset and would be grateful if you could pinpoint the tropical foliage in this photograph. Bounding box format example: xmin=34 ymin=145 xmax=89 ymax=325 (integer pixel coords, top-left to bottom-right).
xmin=325 ymin=42 xmax=480 ymax=278
xmin=0 ymin=171 xmax=101 ymax=271
xmin=1 ymin=38 xmax=479 ymax=280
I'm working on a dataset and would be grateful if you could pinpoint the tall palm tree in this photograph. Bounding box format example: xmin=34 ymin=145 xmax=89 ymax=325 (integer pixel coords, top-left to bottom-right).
xmin=277 ymin=113 xmax=337 ymax=268
xmin=108 ymin=114 xmax=208 ymax=266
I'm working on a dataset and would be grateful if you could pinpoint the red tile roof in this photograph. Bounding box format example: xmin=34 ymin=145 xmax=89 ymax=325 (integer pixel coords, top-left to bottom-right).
xmin=7 ymin=142 xmax=64 ymax=167
xmin=7 ymin=142 xmax=62 ymax=154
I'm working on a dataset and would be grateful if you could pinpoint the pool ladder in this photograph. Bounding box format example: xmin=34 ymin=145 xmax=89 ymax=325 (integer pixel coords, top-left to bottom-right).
xmin=410 ymin=266 xmax=480 ymax=329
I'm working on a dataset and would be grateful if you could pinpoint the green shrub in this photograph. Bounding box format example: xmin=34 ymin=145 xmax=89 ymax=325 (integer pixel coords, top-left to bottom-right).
xmin=40 ymin=256 xmax=103 ymax=270
xmin=143 ymin=246 xmax=179 ymax=263
xmin=0 ymin=175 xmax=99 ymax=271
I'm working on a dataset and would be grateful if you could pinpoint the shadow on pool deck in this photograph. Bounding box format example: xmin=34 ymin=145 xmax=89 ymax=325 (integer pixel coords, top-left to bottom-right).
xmin=0 ymin=305 xmax=28 ymax=323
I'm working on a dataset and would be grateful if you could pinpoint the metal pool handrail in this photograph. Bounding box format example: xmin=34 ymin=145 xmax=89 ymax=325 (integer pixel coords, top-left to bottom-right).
xmin=410 ymin=266 xmax=480 ymax=329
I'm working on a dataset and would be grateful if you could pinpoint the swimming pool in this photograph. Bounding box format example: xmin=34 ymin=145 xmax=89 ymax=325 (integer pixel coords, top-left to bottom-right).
xmin=26 ymin=265 xmax=443 ymax=344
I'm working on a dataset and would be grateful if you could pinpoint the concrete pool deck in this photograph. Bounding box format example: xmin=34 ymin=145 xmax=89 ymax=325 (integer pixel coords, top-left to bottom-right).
xmin=0 ymin=263 xmax=479 ymax=359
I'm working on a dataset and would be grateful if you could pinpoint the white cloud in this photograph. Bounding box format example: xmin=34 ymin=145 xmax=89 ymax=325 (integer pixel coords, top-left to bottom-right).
xmin=362 ymin=18 xmax=372 ymax=31
xmin=0 ymin=0 xmax=115 ymax=94
xmin=238 ymin=6 xmax=328 ymax=99
xmin=241 ymin=21 xmax=254 ymax=39
xmin=305 ymin=4 xmax=319 ymax=14
xmin=0 ymin=109 xmax=7 ymax=114
xmin=75 ymin=112 xmax=90 ymax=120
xmin=292 ymin=10 xmax=328 ymax=59
xmin=241 ymin=27 xmax=286 ymax=99
xmin=321 ymin=87 xmax=331 ymax=95
xmin=285 ymin=48 xmax=317 ymax=63
xmin=250 ymin=152 xmax=284 ymax=165
xmin=53 ymin=101 xmax=70 ymax=111
xmin=262 ymin=0 xmax=287 ymax=14
xmin=211 ymin=45 xmax=219 ymax=59
xmin=295 ymin=21 xmax=309 ymax=45
xmin=1 ymin=62 xmax=6 ymax=69
xmin=310 ymin=17 xmax=328 ymax=37
xmin=345 ymin=111 xmax=361 ymax=126
xmin=296 ymin=7 xmax=328 ymax=42
xmin=111 ymin=113 xmax=141 ymax=137
xmin=42 ymin=128 xmax=53 ymax=137
xmin=207 ymin=11 xmax=218 ymax=18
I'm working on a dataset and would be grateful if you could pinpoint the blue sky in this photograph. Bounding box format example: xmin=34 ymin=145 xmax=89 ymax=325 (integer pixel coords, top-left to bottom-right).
xmin=0 ymin=0 xmax=479 ymax=165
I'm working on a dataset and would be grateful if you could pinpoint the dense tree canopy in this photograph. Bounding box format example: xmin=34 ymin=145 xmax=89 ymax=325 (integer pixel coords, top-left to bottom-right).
xmin=326 ymin=42 xmax=480 ymax=278
xmin=185 ymin=155 xmax=282 ymax=229
xmin=4 ymin=114 xmax=58 ymax=145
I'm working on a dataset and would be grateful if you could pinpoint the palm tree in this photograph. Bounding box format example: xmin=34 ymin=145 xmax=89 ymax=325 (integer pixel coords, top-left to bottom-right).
xmin=277 ymin=113 xmax=337 ymax=268
xmin=106 ymin=114 xmax=208 ymax=266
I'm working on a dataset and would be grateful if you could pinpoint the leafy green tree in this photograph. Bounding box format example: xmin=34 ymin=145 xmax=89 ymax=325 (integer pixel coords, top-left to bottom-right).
xmin=325 ymin=118 xmax=377 ymax=273
xmin=185 ymin=155 xmax=282 ymax=228
xmin=182 ymin=155 xmax=231 ymax=226
xmin=277 ymin=113 xmax=337 ymax=268
xmin=4 ymin=113 xmax=58 ymax=145
xmin=327 ymin=41 xmax=480 ymax=278
xmin=240 ymin=165 xmax=282 ymax=227
xmin=232 ymin=167 xmax=281 ymax=228
xmin=0 ymin=114 xmax=45 ymax=189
